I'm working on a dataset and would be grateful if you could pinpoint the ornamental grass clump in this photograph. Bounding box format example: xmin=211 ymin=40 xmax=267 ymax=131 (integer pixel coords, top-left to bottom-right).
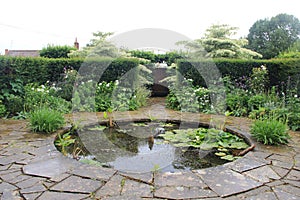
xmin=250 ymin=119 xmax=290 ymax=145
xmin=29 ymin=107 xmax=65 ymax=133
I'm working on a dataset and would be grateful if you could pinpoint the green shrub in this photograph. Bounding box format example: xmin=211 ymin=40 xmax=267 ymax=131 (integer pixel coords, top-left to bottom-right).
xmin=29 ymin=107 xmax=65 ymax=133
xmin=286 ymin=94 xmax=300 ymax=131
xmin=250 ymin=119 xmax=289 ymax=145
xmin=40 ymin=45 xmax=76 ymax=58
xmin=248 ymin=94 xmax=266 ymax=111
xmin=249 ymin=66 xmax=269 ymax=94
xmin=24 ymin=84 xmax=71 ymax=114
xmin=95 ymin=81 xmax=115 ymax=112
xmin=226 ymin=89 xmax=249 ymax=116
xmin=176 ymin=58 xmax=300 ymax=93
xmin=134 ymin=86 xmax=151 ymax=107
xmin=0 ymin=100 xmax=6 ymax=117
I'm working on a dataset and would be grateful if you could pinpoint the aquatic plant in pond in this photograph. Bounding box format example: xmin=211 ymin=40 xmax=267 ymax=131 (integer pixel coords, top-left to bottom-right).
xmin=55 ymin=121 xmax=251 ymax=172
xmin=161 ymin=128 xmax=249 ymax=161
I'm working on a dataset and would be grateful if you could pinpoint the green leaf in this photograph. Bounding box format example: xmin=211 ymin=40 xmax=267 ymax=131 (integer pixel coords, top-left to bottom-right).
xmin=215 ymin=152 xmax=227 ymax=157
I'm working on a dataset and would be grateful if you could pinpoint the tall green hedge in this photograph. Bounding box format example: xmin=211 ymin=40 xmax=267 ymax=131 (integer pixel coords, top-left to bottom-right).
xmin=0 ymin=56 xmax=139 ymax=97
xmin=177 ymin=58 xmax=300 ymax=91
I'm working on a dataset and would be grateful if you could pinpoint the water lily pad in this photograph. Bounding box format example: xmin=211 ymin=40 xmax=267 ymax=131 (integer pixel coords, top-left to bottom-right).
xmin=220 ymin=155 xmax=241 ymax=161
xmin=199 ymin=142 xmax=219 ymax=150
xmin=88 ymin=125 xmax=106 ymax=131
xmin=215 ymin=152 xmax=227 ymax=157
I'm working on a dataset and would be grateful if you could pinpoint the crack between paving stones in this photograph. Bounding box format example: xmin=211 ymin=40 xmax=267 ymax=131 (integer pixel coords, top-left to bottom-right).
xmin=119 ymin=173 xmax=154 ymax=186
xmin=275 ymin=152 xmax=297 ymax=180
xmin=92 ymin=170 xmax=119 ymax=195
xmin=49 ymin=189 xmax=92 ymax=195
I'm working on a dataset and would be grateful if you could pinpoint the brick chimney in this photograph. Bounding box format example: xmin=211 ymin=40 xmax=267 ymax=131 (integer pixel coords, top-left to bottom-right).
xmin=5 ymin=49 xmax=9 ymax=55
xmin=74 ymin=38 xmax=79 ymax=50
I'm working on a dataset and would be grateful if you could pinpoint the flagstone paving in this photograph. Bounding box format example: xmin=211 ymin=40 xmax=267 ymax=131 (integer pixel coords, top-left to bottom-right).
xmin=0 ymin=98 xmax=299 ymax=199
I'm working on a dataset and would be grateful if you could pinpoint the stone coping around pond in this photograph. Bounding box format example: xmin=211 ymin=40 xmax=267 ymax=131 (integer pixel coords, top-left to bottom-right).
xmin=0 ymin=111 xmax=299 ymax=199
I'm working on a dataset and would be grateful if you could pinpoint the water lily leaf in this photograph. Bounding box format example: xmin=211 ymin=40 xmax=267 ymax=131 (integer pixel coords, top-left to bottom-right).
xmin=199 ymin=142 xmax=218 ymax=150
xmin=217 ymin=148 xmax=229 ymax=152
xmin=88 ymin=125 xmax=106 ymax=131
xmin=227 ymin=142 xmax=249 ymax=149
xmin=220 ymin=155 xmax=235 ymax=161
xmin=215 ymin=152 xmax=227 ymax=157
xmin=173 ymin=143 xmax=191 ymax=147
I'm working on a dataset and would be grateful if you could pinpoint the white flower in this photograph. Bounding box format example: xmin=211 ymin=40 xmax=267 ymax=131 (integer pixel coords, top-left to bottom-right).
xmin=41 ymin=85 xmax=45 ymax=89
xmin=261 ymin=65 xmax=267 ymax=70
xmin=99 ymin=82 xmax=103 ymax=86
xmin=295 ymin=94 xmax=298 ymax=98
xmin=115 ymin=80 xmax=119 ymax=85
xmin=87 ymin=80 xmax=92 ymax=83
xmin=106 ymin=83 xmax=110 ymax=87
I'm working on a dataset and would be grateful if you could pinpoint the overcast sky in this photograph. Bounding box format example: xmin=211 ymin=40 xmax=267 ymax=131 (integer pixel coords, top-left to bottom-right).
xmin=1 ymin=0 xmax=299 ymax=54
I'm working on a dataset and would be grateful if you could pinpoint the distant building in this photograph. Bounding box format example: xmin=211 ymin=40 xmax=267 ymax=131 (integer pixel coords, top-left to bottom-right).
xmin=4 ymin=38 xmax=79 ymax=57
xmin=4 ymin=49 xmax=40 ymax=57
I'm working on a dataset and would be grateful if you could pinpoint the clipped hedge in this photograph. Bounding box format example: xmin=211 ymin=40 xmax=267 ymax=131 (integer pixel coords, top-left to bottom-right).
xmin=0 ymin=56 xmax=139 ymax=97
xmin=177 ymin=58 xmax=300 ymax=91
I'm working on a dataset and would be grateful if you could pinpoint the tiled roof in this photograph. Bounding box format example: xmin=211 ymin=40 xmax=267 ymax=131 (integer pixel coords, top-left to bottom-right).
xmin=5 ymin=50 xmax=40 ymax=57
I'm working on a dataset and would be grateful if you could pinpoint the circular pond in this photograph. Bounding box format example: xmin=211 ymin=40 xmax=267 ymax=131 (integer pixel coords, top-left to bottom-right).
xmin=55 ymin=121 xmax=252 ymax=173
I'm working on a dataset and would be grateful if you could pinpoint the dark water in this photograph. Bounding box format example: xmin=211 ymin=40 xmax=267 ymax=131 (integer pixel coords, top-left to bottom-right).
xmin=63 ymin=122 xmax=228 ymax=173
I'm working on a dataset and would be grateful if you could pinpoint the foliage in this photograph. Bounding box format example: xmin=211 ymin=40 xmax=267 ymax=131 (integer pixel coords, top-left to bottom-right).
xmin=278 ymin=40 xmax=300 ymax=58
xmin=55 ymin=68 xmax=78 ymax=101
xmin=40 ymin=45 xmax=76 ymax=58
xmin=161 ymin=128 xmax=249 ymax=161
xmin=167 ymin=82 xmax=210 ymax=113
xmin=73 ymin=79 xmax=151 ymax=112
xmin=68 ymin=31 xmax=121 ymax=58
xmin=129 ymin=50 xmax=184 ymax=65
xmin=178 ymin=24 xmax=262 ymax=59
xmin=226 ymin=89 xmax=249 ymax=116
xmin=0 ymin=100 xmax=6 ymax=117
xmin=250 ymin=119 xmax=289 ymax=145
xmin=176 ymin=58 xmax=300 ymax=92
xmin=24 ymin=83 xmax=71 ymax=114
xmin=95 ymin=81 xmax=116 ymax=111
xmin=55 ymin=132 xmax=76 ymax=155
xmin=0 ymin=56 xmax=139 ymax=113
xmin=29 ymin=107 xmax=65 ymax=133
xmin=247 ymin=13 xmax=300 ymax=59
xmin=249 ymin=65 xmax=269 ymax=94
xmin=72 ymin=80 xmax=97 ymax=112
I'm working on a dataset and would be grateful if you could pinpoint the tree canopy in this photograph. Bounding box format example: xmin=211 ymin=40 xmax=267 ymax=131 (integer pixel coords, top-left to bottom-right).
xmin=247 ymin=13 xmax=300 ymax=59
xmin=68 ymin=31 xmax=121 ymax=58
xmin=178 ymin=24 xmax=262 ymax=59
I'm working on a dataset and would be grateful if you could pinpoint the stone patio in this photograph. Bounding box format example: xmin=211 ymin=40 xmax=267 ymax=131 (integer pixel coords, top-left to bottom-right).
xmin=0 ymin=98 xmax=299 ymax=199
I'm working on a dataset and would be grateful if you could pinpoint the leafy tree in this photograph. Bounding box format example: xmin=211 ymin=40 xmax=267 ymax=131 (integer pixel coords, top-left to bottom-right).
xmin=68 ymin=31 xmax=121 ymax=58
xmin=247 ymin=13 xmax=300 ymax=59
xmin=178 ymin=24 xmax=262 ymax=59
xmin=40 ymin=45 xmax=76 ymax=58
xmin=278 ymin=39 xmax=300 ymax=58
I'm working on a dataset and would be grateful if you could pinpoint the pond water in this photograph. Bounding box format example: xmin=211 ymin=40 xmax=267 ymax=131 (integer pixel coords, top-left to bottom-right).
xmin=59 ymin=122 xmax=240 ymax=173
